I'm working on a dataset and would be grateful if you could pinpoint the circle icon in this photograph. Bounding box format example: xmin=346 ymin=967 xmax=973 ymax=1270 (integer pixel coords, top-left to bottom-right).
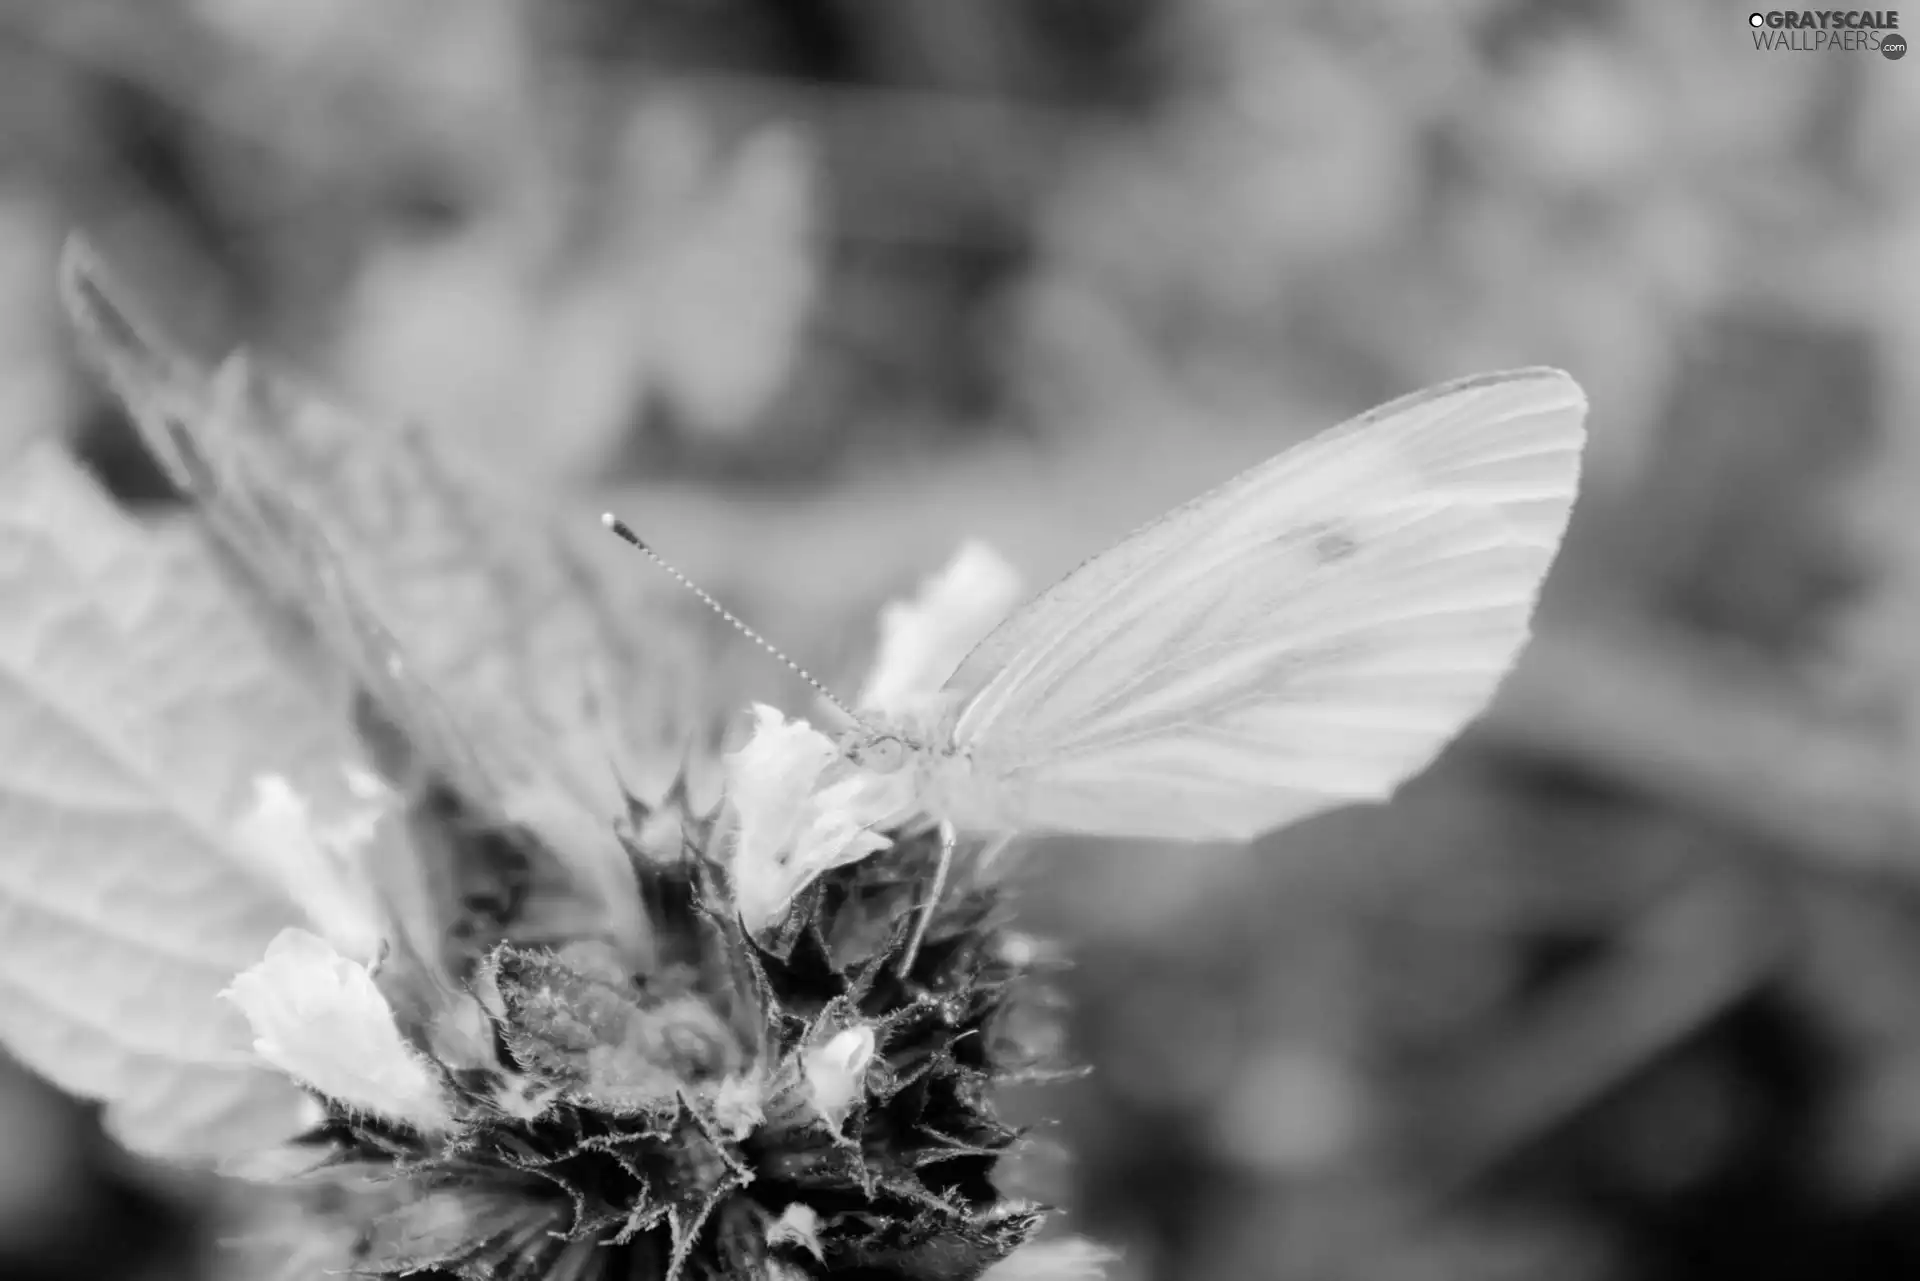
xmin=1884 ymin=32 xmax=1908 ymax=59
xmin=1749 ymin=12 xmax=1766 ymax=26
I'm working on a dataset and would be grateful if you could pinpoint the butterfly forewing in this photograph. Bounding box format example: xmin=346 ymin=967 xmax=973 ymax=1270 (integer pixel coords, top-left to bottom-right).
xmin=939 ymin=368 xmax=1587 ymax=840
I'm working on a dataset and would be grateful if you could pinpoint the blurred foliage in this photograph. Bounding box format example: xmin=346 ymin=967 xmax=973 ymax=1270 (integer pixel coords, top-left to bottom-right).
xmin=3 ymin=1 xmax=1920 ymax=1279
xmin=0 ymin=1050 xmax=214 ymax=1281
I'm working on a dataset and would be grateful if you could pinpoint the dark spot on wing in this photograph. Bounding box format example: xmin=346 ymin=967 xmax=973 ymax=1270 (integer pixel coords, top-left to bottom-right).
xmin=1312 ymin=525 xmax=1361 ymax=564
xmin=1272 ymin=520 xmax=1362 ymax=565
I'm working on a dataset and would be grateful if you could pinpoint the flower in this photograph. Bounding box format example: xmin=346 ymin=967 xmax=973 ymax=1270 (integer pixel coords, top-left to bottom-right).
xmin=41 ymin=249 xmax=1086 ymax=1281
xmin=722 ymin=704 xmax=907 ymax=932
xmin=211 ymin=727 xmax=1065 ymax=1281
xmin=858 ymin=540 xmax=1024 ymax=719
xmin=221 ymin=928 xmax=453 ymax=1132
xmin=716 ymin=540 xmax=1023 ymax=937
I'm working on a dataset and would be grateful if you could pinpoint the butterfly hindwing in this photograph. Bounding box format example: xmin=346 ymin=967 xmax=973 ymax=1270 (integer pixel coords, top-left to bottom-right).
xmin=940 ymin=369 xmax=1587 ymax=840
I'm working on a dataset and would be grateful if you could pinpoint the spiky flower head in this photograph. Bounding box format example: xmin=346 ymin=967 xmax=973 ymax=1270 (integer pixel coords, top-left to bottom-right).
xmin=218 ymin=542 xmax=1081 ymax=1281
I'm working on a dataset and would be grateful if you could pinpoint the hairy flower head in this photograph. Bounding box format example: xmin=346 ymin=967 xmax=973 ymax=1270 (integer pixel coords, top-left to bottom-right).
xmin=219 ymin=802 xmax=1067 ymax=1280
xmin=215 ymin=560 xmax=1077 ymax=1280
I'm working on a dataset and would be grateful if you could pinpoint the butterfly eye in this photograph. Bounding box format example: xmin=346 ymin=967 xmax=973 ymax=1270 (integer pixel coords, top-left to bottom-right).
xmin=851 ymin=736 xmax=906 ymax=773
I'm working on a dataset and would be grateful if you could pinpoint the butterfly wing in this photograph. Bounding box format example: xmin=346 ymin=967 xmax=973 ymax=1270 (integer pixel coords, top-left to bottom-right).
xmin=939 ymin=368 xmax=1587 ymax=840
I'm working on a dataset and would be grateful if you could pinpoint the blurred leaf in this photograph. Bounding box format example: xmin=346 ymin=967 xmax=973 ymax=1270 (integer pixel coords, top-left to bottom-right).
xmin=69 ymin=236 xmax=753 ymax=818
xmin=625 ymin=110 xmax=820 ymax=441
xmin=339 ymin=105 xmax=820 ymax=479
xmin=0 ymin=1048 xmax=215 ymax=1281
xmin=0 ymin=443 xmax=322 ymax=1162
xmin=0 ymin=195 xmax=67 ymax=469
xmin=62 ymin=243 xmax=755 ymax=985
xmin=176 ymin=351 xmax=738 ymax=811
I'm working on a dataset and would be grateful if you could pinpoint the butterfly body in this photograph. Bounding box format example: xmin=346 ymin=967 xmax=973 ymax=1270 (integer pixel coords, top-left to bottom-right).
xmin=835 ymin=702 xmax=1000 ymax=831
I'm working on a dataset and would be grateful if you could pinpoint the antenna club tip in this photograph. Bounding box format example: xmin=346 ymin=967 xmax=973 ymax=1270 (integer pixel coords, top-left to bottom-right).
xmin=601 ymin=512 xmax=646 ymax=549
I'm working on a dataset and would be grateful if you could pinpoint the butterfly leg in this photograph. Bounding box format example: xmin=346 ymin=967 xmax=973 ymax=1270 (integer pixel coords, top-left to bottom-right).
xmin=897 ymin=818 xmax=955 ymax=977
xmin=976 ymin=831 xmax=1015 ymax=875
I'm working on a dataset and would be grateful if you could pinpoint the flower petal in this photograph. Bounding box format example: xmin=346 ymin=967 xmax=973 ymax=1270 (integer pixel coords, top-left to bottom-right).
xmin=725 ymin=706 xmax=898 ymax=932
xmin=981 ymin=1237 xmax=1119 ymax=1281
xmin=724 ymin=704 xmax=837 ymax=856
xmin=803 ymin=1024 xmax=876 ymax=1130
xmin=859 ymin=540 xmax=1023 ymax=716
xmin=222 ymin=928 xmax=452 ymax=1131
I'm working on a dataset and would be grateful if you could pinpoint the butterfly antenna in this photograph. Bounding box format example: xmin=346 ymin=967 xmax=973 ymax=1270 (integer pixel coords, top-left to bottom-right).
xmin=602 ymin=513 xmax=858 ymax=723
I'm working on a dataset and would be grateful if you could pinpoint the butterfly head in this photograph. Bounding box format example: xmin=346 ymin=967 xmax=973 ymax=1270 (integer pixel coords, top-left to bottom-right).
xmin=836 ymin=726 xmax=911 ymax=774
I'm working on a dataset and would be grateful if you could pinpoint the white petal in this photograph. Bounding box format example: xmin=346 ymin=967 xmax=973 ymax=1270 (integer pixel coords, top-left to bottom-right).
xmin=768 ymin=1203 xmax=823 ymax=1260
xmin=724 ymin=704 xmax=838 ymax=856
xmin=859 ymin=540 xmax=1023 ymax=716
xmin=981 ymin=1238 xmax=1119 ymax=1281
xmin=222 ymin=928 xmax=452 ymax=1131
xmin=803 ymin=1025 xmax=875 ymax=1128
xmin=815 ymin=769 xmax=919 ymax=833
xmin=725 ymin=706 xmax=898 ymax=931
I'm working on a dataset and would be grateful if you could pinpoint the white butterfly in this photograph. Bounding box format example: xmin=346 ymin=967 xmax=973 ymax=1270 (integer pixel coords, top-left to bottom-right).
xmin=835 ymin=367 xmax=1587 ymax=845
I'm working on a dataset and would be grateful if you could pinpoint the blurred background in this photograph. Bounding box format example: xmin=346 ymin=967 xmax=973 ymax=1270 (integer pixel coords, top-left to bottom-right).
xmin=2 ymin=0 xmax=1918 ymax=1278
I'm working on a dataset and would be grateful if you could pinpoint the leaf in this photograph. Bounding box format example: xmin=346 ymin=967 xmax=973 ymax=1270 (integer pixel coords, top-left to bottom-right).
xmin=57 ymin=245 xmax=724 ymax=987
xmin=61 ymin=238 xmax=742 ymax=824
xmin=0 ymin=441 xmax=369 ymax=1161
xmin=627 ymin=111 xmax=820 ymax=439
xmin=189 ymin=349 xmax=729 ymax=812
xmin=334 ymin=105 xmax=819 ymax=478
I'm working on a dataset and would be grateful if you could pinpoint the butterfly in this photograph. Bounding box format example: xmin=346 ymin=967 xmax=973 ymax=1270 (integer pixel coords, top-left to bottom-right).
xmin=829 ymin=367 xmax=1587 ymax=854
xmin=55 ymin=238 xmax=748 ymax=981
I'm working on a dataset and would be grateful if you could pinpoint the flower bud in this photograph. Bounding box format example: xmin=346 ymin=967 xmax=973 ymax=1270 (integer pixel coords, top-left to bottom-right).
xmin=802 ymin=1024 xmax=876 ymax=1131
